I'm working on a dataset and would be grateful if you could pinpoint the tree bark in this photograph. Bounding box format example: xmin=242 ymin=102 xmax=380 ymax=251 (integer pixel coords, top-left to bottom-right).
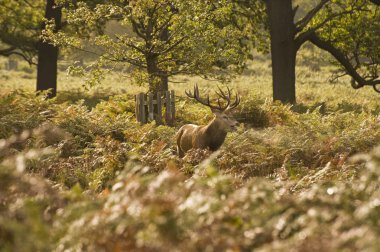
xmin=36 ymin=0 xmax=61 ymax=98
xmin=146 ymin=54 xmax=168 ymax=125
xmin=146 ymin=54 xmax=168 ymax=94
xmin=266 ymin=0 xmax=297 ymax=104
xmin=159 ymin=27 xmax=169 ymax=92
xmin=147 ymin=55 xmax=160 ymax=93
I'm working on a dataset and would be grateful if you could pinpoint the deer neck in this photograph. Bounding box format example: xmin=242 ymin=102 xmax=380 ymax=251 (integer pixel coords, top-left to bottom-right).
xmin=204 ymin=117 xmax=228 ymax=151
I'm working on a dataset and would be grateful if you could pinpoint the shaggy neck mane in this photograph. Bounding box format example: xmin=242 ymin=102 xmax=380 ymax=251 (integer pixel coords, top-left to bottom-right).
xmin=205 ymin=117 xmax=227 ymax=151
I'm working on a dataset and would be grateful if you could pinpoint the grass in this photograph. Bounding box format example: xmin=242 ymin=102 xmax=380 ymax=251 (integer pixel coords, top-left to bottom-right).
xmin=1 ymin=50 xmax=380 ymax=251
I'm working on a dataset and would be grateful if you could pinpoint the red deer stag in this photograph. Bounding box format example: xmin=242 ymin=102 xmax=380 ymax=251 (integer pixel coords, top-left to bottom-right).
xmin=176 ymin=84 xmax=240 ymax=157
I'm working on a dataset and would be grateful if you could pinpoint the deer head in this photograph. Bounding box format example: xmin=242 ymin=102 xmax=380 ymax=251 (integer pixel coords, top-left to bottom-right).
xmin=185 ymin=84 xmax=240 ymax=132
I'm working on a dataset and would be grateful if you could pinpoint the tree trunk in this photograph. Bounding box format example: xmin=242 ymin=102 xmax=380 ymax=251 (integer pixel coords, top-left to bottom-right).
xmin=147 ymin=55 xmax=159 ymax=93
xmin=36 ymin=0 xmax=61 ymax=98
xmin=266 ymin=0 xmax=297 ymax=104
xmin=159 ymin=74 xmax=169 ymax=92
xmin=146 ymin=54 xmax=168 ymax=125
xmin=146 ymin=54 xmax=168 ymax=94
xmin=159 ymin=27 xmax=169 ymax=92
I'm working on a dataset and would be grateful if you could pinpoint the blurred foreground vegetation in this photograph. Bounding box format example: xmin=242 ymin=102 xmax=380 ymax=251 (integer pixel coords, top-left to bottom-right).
xmin=1 ymin=58 xmax=380 ymax=251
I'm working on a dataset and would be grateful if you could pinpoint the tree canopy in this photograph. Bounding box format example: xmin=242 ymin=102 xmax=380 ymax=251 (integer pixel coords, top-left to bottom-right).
xmin=0 ymin=0 xmax=45 ymax=63
xmin=46 ymin=0 xmax=254 ymax=92
xmin=301 ymin=0 xmax=380 ymax=91
xmin=235 ymin=0 xmax=380 ymax=102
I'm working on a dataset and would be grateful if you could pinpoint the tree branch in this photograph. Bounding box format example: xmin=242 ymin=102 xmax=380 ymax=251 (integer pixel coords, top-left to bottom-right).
xmin=110 ymin=56 xmax=146 ymax=68
xmin=156 ymin=36 xmax=187 ymax=55
xmin=295 ymin=8 xmax=357 ymax=48
xmin=307 ymin=31 xmax=380 ymax=91
xmin=152 ymin=12 xmax=176 ymax=38
xmin=295 ymin=0 xmax=329 ymax=32
xmin=369 ymin=0 xmax=380 ymax=5
xmin=131 ymin=19 xmax=147 ymax=40
xmin=20 ymin=0 xmax=40 ymax=8
xmin=115 ymin=35 xmax=147 ymax=55
xmin=0 ymin=47 xmax=16 ymax=56
xmin=0 ymin=46 xmax=35 ymax=64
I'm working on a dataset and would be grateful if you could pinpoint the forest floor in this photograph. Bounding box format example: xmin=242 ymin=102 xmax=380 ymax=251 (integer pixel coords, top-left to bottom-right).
xmin=1 ymin=53 xmax=380 ymax=251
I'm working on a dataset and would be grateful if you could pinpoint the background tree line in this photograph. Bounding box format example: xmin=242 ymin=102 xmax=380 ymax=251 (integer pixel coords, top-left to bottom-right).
xmin=0 ymin=0 xmax=379 ymax=103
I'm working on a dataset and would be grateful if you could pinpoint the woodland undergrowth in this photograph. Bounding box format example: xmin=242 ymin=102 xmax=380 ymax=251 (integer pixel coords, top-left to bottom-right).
xmin=1 ymin=89 xmax=380 ymax=251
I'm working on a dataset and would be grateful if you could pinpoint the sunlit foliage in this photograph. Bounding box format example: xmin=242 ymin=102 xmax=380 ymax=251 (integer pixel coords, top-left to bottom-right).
xmin=1 ymin=83 xmax=380 ymax=250
xmin=45 ymin=0 xmax=253 ymax=90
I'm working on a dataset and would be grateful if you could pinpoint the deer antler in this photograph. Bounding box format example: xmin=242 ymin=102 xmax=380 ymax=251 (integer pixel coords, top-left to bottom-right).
xmin=215 ymin=85 xmax=241 ymax=111
xmin=225 ymin=93 xmax=241 ymax=111
xmin=185 ymin=84 xmax=222 ymax=111
xmin=185 ymin=84 xmax=240 ymax=111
